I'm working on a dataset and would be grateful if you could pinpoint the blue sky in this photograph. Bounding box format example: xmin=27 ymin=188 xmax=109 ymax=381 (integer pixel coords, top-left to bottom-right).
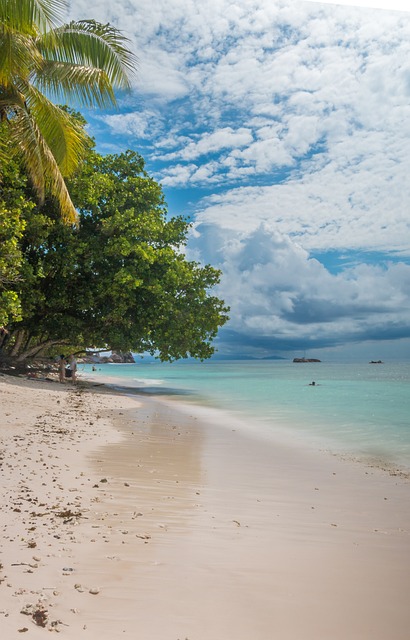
xmin=68 ymin=0 xmax=410 ymax=361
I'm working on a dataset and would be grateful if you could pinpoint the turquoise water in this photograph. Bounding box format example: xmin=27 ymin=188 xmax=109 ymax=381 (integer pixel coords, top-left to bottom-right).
xmin=81 ymin=360 xmax=410 ymax=471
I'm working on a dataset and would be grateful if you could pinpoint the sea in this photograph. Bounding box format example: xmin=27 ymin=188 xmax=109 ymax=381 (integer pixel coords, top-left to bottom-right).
xmin=80 ymin=359 xmax=410 ymax=473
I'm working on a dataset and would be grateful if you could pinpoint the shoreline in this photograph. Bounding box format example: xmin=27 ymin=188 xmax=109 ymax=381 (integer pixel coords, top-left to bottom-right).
xmin=82 ymin=369 xmax=410 ymax=479
xmin=1 ymin=373 xmax=410 ymax=638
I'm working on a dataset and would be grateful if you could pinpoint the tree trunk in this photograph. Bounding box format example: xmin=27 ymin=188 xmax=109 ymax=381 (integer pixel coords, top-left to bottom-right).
xmin=9 ymin=329 xmax=27 ymax=357
xmin=16 ymin=339 xmax=67 ymax=361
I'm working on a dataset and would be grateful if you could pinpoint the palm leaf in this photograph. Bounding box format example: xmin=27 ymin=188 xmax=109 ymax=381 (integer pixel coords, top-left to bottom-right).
xmin=24 ymin=83 xmax=90 ymax=174
xmin=0 ymin=28 xmax=42 ymax=87
xmin=0 ymin=0 xmax=67 ymax=34
xmin=9 ymin=107 xmax=79 ymax=224
xmin=35 ymin=59 xmax=116 ymax=109
xmin=38 ymin=132 xmax=79 ymax=224
xmin=8 ymin=106 xmax=45 ymax=203
xmin=0 ymin=6 xmax=136 ymax=224
xmin=38 ymin=20 xmax=137 ymax=91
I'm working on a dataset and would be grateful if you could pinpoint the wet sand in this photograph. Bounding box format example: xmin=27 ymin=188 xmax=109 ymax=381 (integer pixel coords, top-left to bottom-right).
xmin=1 ymin=373 xmax=409 ymax=639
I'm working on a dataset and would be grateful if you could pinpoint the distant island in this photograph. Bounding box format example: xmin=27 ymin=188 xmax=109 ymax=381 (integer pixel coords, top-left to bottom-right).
xmin=209 ymin=354 xmax=286 ymax=361
xmin=293 ymin=357 xmax=321 ymax=363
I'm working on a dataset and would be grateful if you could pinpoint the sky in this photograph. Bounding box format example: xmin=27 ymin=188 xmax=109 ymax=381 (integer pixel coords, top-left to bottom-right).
xmin=67 ymin=0 xmax=410 ymax=361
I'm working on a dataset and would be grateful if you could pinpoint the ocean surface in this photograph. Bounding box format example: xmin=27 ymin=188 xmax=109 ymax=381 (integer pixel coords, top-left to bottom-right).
xmin=81 ymin=360 xmax=410 ymax=472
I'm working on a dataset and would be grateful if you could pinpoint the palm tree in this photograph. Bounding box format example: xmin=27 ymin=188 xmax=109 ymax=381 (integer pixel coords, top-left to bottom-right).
xmin=0 ymin=0 xmax=136 ymax=222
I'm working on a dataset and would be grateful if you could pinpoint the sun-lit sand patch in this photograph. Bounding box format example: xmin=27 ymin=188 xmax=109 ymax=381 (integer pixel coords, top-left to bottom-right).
xmin=1 ymin=373 xmax=409 ymax=639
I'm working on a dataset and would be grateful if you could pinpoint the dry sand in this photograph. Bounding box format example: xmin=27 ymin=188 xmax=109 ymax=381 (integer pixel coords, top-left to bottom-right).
xmin=1 ymin=372 xmax=409 ymax=639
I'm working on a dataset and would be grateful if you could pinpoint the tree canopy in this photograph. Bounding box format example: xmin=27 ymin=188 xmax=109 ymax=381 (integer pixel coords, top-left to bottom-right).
xmin=0 ymin=136 xmax=33 ymax=326
xmin=0 ymin=0 xmax=136 ymax=222
xmin=0 ymin=142 xmax=229 ymax=361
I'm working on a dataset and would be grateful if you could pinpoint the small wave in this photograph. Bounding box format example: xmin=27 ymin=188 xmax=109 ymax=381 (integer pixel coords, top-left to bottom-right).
xmin=132 ymin=378 xmax=164 ymax=386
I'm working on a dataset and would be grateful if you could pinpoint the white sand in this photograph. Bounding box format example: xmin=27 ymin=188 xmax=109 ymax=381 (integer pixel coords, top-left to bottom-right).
xmin=1 ymin=373 xmax=409 ymax=639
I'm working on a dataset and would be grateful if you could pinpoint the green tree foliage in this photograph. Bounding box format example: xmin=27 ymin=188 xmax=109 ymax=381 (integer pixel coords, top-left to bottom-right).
xmin=0 ymin=0 xmax=136 ymax=223
xmin=0 ymin=128 xmax=34 ymax=325
xmin=1 ymin=148 xmax=229 ymax=361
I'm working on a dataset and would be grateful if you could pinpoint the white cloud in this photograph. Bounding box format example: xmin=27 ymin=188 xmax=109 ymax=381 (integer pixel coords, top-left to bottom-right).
xmin=135 ymin=50 xmax=191 ymax=102
xmin=305 ymin=1 xmax=409 ymax=11
xmin=189 ymin=223 xmax=410 ymax=351
xmin=193 ymin=121 xmax=410 ymax=254
xmin=164 ymin=127 xmax=254 ymax=161
xmin=100 ymin=112 xmax=156 ymax=139
xmin=159 ymin=163 xmax=199 ymax=187
xmin=67 ymin=0 xmax=410 ymax=354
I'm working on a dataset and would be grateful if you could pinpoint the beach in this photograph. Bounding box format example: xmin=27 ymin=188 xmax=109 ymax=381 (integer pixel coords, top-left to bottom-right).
xmin=1 ymin=373 xmax=410 ymax=639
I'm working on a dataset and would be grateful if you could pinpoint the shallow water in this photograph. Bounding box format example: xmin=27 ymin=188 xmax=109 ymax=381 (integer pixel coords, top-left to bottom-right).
xmin=82 ymin=360 xmax=410 ymax=471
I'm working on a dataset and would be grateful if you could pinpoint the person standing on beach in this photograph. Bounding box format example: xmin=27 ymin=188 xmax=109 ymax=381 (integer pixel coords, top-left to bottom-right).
xmin=58 ymin=355 xmax=66 ymax=384
xmin=69 ymin=354 xmax=77 ymax=383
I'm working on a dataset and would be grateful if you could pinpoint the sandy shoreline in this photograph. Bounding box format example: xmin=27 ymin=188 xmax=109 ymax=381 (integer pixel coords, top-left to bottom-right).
xmin=1 ymin=373 xmax=410 ymax=639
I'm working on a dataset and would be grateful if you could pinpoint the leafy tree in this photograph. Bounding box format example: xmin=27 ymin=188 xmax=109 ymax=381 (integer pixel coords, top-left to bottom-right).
xmin=0 ymin=127 xmax=34 ymax=325
xmin=2 ymin=148 xmax=229 ymax=361
xmin=0 ymin=0 xmax=136 ymax=222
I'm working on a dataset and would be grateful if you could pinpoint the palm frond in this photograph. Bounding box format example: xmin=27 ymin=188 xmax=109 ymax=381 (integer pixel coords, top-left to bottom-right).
xmin=72 ymin=20 xmax=137 ymax=78
xmin=8 ymin=107 xmax=78 ymax=224
xmin=34 ymin=59 xmax=116 ymax=109
xmin=0 ymin=6 xmax=135 ymax=225
xmin=9 ymin=106 xmax=45 ymax=203
xmin=0 ymin=29 xmax=41 ymax=86
xmin=38 ymin=20 xmax=137 ymax=93
xmin=24 ymin=83 xmax=91 ymax=175
xmin=39 ymin=134 xmax=79 ymax=225
xmin=0 ymin=0 xmax=67 ymax=34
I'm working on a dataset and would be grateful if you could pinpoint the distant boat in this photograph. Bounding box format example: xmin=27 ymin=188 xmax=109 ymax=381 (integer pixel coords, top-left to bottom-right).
xmin=293 ymin=357 xmax=321 ymax=363
xmin=369 ymin=360 xmax=383 ymax=364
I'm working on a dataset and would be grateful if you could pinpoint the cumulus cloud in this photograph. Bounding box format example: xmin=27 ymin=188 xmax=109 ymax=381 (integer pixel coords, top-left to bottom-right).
xmin=100 ymin=112 xmax=158 ymax=139
xmin=69 ymin=1 xmax=410 ymax=203
xmin=189 ymin=223 xmax=410 ymax=354
xmin=160 ymin=127 xmax=254 ymax=161
xmin=67 ymin=0 xmax=410 ymax=355
xmin=193 ymin=127 xmax=410 ymax=254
